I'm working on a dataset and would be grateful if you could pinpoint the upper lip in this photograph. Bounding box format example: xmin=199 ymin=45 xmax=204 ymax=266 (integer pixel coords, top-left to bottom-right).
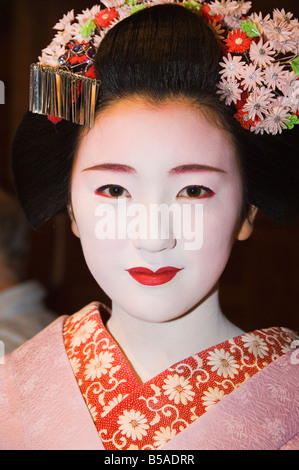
xmin=126 ymin=266 xmax=183 ymax=286
xmin=126 ymin=267 xmax=182 ymax=275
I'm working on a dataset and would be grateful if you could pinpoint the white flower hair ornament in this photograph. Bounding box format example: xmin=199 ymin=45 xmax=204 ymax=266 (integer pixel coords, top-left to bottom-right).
xmin=30 ymin=0 xmax=299 ymax=134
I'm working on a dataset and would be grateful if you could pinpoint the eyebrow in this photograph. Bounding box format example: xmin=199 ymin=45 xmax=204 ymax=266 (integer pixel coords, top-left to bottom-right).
xmin=168 ymin=164 xmax=227 ymax=175
xmin=82 ymin=162 xmax=227 ymax=175
xmin=82 ymin=163 xmax=137 ymax=173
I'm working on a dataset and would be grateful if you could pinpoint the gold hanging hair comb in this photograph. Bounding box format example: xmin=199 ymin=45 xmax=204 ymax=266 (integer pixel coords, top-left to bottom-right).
xmin=29 ymin=0 xmax=299 ymax=133
xmin=29 ymin=64 xmax=100 ymax=127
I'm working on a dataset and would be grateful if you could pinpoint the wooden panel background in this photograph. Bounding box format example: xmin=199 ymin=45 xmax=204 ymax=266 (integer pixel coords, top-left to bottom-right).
xmin=0 ymin=0 xmax=298 ymax=332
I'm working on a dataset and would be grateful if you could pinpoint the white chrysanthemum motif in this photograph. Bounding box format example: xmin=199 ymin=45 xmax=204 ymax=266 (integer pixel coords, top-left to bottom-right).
xmin=249 ymin=38 xmax=275 ymax=67
xmin=250 ymin=12 xmax=271 ymax=34
xmin=209 ymin=0 xmax=239 ymax=16
xmin=289 ymin=83 xmax=299 ymax=113
xmin=263 ymin=63 xmax=288 ymax=91
xmin=219 ymin=53 xmax=246 ymax=80
xmin=235 ymin=1 xmax=252 ymax=16
xmin=263 ymin=18 xmax=293 ymax=43
xmin=39 ymin=44 xmax=66 ymax=67
xmin=240 ymin=63 xmax=264 ymax=91
xmin=52 ymin=24 xmax=76 ymax=46
xmin=114 ymin=4 xmax=132 ymax=21
xmin=241 ymin=333 xmax=269 ymax=358
xmin=202 ymin=386 xmax=226 ymax=410
xmin=153 ymin=426 xmax=177 ymax=448
xmin=207 ymin=348 xmax=239 ymax=378
xmin=84 ymin=350 xmax=114 ymax=380
xmin=217 ymin=78 xmax=242 ymax=105
xmin=70 ymin=319 xmax=98 ymax=348
xmin=117 ymin=409 xmax=149 ymax=441
xmin=53 ymin=10 xmax=75 ymax=30
xmin=76 ymin=6 xmax=102 ymax=25
xmin=223 ymin=14 xmax=242 ymax=30
xmin=263 ymin=106 xmax=290 ymax=134
xmin=273 ymin=8 xmax=298 ymax=27
xmin=243 ymin=87 xmax=274 ymax=120
xmin=70 ymin=356 xmax=81 ymax=375
xmin=101 ymin=393 xmax=129 ymax=417
xmin=162 ymin=374 xmax=195 ymax=405
xmin=273 ymin=39 xmax=298 ymax=54
xmin=250 ymin=120 xmax=266 ymax=135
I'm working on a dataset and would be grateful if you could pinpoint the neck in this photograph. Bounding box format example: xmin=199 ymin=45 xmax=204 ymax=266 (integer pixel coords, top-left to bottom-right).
xmin=107 ymin=289 xmax=243 ymax=383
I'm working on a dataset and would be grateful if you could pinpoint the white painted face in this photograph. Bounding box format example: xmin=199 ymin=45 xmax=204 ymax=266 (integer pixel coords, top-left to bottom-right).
xmin=70 ymin=98 xmax=254 ymax=322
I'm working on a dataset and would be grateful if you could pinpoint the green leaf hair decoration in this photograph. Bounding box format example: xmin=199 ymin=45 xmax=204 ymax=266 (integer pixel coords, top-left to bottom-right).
xmin=184 ymin=1 xmax=203 ymax=11
xmin=291 ymin=56 xmax=299 ymax=75
xmin=286 ymin=114 xmax=299 ymax=129
xmin=240 ymin=19 xmax=261 ymax=38
xmin=80 ymin=20 xmax=97 ymax=39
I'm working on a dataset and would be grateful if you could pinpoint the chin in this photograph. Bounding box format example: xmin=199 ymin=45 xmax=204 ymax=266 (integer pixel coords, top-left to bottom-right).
xmin=111 ymin=291 xmax=202 ymax=324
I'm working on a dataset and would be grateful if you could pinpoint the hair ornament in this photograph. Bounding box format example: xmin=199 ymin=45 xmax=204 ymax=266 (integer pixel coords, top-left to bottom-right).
xmin=30 ymin=0 xmax=299 ymax=134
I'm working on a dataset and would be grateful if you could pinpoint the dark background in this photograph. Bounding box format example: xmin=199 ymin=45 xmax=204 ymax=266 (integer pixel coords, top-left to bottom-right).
xmin=0 ymin=0 xmax=298 ymax=332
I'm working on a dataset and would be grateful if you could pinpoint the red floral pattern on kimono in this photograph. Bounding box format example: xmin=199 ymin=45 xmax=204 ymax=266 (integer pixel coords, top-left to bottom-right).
xmin=63 ymin=303 xmax=296 ymax=450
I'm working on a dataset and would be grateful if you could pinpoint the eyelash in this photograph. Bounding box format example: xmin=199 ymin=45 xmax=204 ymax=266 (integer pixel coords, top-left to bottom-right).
xmin=95 ymin=185 xmax=130 ymax=198
xmin=178 ymin=185 xmax=215 ymax=199
xmin=95 ymin=185 xmax=215 ymax=199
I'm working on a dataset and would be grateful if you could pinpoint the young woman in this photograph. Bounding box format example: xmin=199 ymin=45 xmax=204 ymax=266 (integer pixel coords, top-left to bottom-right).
xmin=1 ymin=1 xmax=299 ymax=450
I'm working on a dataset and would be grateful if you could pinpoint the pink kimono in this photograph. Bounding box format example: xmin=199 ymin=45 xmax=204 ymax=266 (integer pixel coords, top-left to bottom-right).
xmin=0 ymin=303 xmax=298 ymax=450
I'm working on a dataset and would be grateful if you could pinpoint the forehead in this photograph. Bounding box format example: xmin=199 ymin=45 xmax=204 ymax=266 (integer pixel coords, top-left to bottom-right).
xmin=75 ymin=98 xmax=238 ymax=173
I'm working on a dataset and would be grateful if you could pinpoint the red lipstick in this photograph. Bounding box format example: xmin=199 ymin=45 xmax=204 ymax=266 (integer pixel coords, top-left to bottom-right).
xmin=126 ymin=266 xmax=182 ymax=286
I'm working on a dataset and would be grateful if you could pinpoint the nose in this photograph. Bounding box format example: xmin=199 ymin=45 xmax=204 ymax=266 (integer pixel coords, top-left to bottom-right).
xmin=132 ymin=232 xmax=177 ymax=252
xmin=129 ymin=202 xmax=177 ymax=253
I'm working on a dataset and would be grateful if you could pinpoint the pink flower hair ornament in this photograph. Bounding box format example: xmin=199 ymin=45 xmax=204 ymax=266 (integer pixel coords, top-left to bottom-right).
xmin=30 ymin=0 xmax=299 ymax=134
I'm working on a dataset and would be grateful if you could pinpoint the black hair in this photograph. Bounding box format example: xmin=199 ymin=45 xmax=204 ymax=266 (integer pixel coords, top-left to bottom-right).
xmin=12 ymin=4 xmax=299 ymax=229
xmin=0 ymin=188 xmax=30 ymax=279
xmin=12 ymin=114 xmax=80 ymax=228
xmin=95 ymin=4 xmax=221 ymax=104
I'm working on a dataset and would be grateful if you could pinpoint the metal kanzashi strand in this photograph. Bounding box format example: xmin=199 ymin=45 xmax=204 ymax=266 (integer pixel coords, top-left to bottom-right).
xmin=29 ymin=64 xmax=101 ymax=127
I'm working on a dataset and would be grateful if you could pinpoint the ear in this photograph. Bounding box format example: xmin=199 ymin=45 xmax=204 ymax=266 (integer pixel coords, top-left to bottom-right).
xmin=67 ymin=203 xmax=80 ymax=238
xmin=236 ymin=205 xmax=258 ymax=241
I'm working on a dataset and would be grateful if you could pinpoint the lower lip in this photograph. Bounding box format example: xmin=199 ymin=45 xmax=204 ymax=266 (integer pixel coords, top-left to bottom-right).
xmin=127 ymin=267 xmax=182 ymax=286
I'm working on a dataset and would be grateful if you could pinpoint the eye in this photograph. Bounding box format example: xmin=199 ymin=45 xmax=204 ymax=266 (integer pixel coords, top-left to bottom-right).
xmin=95 ymin=185 xmax=130 ymax=198
xmin=177 ymin=185 xmax=215 ymax=199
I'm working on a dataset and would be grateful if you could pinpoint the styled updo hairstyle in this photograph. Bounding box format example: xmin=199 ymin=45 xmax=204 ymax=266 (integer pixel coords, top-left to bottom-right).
xmin=12 ymin=4 xmax=299 ymax=229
